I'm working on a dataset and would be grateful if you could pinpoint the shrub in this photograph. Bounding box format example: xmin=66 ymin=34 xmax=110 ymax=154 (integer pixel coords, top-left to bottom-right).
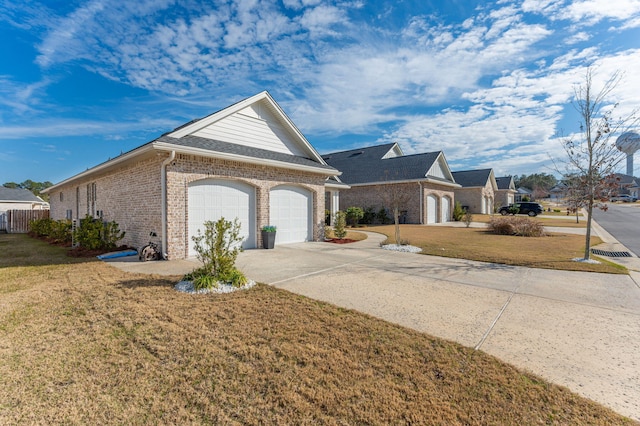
xmin=74 ymin=215 xmax=125 ymax=250
xmin=333 ymin=211 xmax=347 ymax=239
xmin=376 ymin=208 xmax=390 ymax=225
xmin=464 ymin=210 xmax=473 ymax=228
xmin=50 ymin=220 xmax=72 ymax=244
xmin=361 ymin=207 xmax=376 ymax=225
xmin=345 ymin=206 xmax=364 ymax=227
xmin=29 ymin=218 xmax=54 ymax=237
xmin=30 ymin=218 xmax=73 ymax=244
xmin=190 ymin=217 xmax=245 ymax=290
xmin=488 ymin=217 xmax=545 ymax=237
xmin=452 ymin=201 xmax=465 ymax=221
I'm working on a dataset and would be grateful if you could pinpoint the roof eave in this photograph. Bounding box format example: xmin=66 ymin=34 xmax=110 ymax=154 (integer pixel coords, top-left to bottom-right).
xmin=42 ymin=144 xmax=157 ymax=193
xmin=348 ymin=178 xmax=460 ymax=188
xmin=153 ymin=142 xmax=340 ymax=176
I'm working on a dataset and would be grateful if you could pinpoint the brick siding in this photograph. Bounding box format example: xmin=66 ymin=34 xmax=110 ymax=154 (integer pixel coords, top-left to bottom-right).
xmin=49 ymin=152 xmax=327 ymax=260
xmin=338 ymin=182 xmax=455 ymax=224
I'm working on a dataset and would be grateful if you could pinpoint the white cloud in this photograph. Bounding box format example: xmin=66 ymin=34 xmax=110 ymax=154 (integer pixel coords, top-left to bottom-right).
xmin=0 ymin=118 xmax=176 ymax=140
xmin=562 ymin=0 xmax=640 ymax=25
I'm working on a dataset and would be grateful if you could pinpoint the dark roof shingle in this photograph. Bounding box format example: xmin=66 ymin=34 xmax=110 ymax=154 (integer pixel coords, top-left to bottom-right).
xmin=451 ymin=169 xmax=493 ymax=187
xmin=0 ymin=187 xmax=44 ymax=202
xmin=323 ymin=144 xmax=443 ymax=185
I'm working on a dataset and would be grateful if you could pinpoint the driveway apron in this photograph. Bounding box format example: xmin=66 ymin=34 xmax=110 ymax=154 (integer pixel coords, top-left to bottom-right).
xmin=235 ymin=233 xmax=640 ymax=420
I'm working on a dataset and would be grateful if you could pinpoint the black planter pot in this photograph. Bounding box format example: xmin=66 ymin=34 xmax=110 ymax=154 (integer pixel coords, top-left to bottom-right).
xmin=262 ymin=231 xmax=276 ymax=249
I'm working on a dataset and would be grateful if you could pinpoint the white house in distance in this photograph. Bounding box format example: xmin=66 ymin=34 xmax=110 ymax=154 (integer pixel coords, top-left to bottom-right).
xmin=0 ymin=187 xmax=49 ymax=213
xmin=0 ymin=187 xmax=50 ymax=233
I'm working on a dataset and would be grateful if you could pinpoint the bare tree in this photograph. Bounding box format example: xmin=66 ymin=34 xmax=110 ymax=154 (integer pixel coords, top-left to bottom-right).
xmin=559 ymin=67 xmax=637 ymax=260
xmin=377 ymin=181 xmax=413 ymax=245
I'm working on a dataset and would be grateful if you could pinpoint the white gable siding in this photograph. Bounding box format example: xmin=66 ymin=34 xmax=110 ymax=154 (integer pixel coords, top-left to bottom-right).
xmin=427 ymin=157 xmax=448 ymax=180
xmin=192 ymin=102 xmax=306 ymax=157
xmin=382 ymin=144 xmax=403 ymax=159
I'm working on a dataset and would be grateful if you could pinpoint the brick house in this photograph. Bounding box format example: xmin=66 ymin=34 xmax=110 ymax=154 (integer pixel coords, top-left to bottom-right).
xmin=495 ymin=176 xmax=517 ymax=207
xmin=323 ymin=143 xmax=459 ymax=224
xmin=451 ymin=169 xmax=497 ymax=214
xmin=44 ymin=92 xmax=341 ymax=259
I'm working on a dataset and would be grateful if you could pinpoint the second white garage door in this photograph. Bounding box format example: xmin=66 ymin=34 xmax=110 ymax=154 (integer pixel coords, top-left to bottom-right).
xmin=269 ymin=186 xmax=312 ymax=244
xmin=188 ymin=179 xmax=256 ymax=256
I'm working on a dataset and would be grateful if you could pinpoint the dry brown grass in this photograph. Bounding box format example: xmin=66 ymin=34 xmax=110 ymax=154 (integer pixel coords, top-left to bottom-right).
xmin=0 ymin=234 xmax=634 ymax=425
xmin=468 ymin=214 xmax=587 ymax=228
xmin=372 ymin=225 xmax=626 ymax=274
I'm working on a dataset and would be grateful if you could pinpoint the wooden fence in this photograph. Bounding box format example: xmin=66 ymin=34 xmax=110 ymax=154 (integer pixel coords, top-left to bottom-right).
xmin=0 ymin=210 xmax=49 ymax=233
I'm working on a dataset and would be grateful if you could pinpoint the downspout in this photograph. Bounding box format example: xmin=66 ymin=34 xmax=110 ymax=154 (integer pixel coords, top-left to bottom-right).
xmin=418 ymin=182 xmax=424 ymax=224
xmin=161 ymin=151 xmax=176 ymax=259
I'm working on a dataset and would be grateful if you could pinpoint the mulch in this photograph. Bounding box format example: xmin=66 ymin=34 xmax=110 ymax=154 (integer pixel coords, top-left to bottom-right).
xmin=325 ymin=238 xmax=357 ymax=244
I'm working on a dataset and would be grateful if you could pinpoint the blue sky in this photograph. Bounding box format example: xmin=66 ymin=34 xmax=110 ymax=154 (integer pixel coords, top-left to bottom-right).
xmin=1 ymin=0 xmax=639 ymax=185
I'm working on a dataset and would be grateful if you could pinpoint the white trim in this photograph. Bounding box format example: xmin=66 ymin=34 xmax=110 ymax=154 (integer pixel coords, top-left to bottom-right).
xmin=325 ymin=181 xmax=350 ymax=190
xmin=42 ymin=144 xmax=156 ymax=194
xmin=161 ymin=150 xmax=176 ymax=259
xmin=348 ymin=178 xmax=461 ymax=188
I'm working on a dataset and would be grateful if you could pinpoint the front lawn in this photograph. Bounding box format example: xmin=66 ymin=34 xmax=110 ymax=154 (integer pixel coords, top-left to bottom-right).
xmin=372 ymin=224 xmax=626 ymax=274
xmin=0 ymin=234 xmax=632 ymax=424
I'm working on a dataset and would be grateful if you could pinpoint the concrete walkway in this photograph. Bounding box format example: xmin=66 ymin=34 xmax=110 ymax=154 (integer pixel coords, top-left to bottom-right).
xmin=105 ymin=225 xmax=640 ymax=420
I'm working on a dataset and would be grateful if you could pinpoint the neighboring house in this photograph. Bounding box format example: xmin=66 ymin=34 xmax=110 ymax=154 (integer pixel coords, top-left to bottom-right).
xmin=0 ymin=187 xmax=49 ymax=213
xmin=451 ymin=169 xmax=497 ymax=214
xmin=323 ymin=143 xmax=459 ymax=224
xmin=611 ymin=173 xmax=639 ymax=198
xmin=515 ymin=187 xmax=533 ymax=202
xmin=549 ymin=182 xmax=569 ymax=201
xmin=0 ymin=187 xmax=49 ymax=233
xmin=495 ymin=176 xmax=516 ymax=207
xmin=43 ymin=92 xmax=341 ymax=259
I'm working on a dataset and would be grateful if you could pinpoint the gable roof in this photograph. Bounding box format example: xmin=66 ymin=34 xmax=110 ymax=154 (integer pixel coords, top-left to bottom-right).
xmin=322 ymin=143 xmax=458 ymax=187
xmin=0 ymin=187 xmax=47 ymax=203
xmin=44 ymin=92 xmax=339 ymax=192
xmin=168 ymin=91 xmax=326 ymax=164
xmin=495 ymin=176 xmax=516 ymax=191
xmin=613 ymin=173 xmax=638 ymax=185
xmin=451 ymin=169 xmax=496 ymax=189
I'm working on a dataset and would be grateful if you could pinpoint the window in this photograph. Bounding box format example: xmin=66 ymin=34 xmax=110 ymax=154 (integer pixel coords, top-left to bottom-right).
xmin=60 ymin=192 xmax=64 ymax=202
xmin=87 ymin=183 xmax=97 ymax=216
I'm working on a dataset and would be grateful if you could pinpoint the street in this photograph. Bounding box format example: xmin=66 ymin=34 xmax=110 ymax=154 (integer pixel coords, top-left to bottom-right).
xmin=592 ymin=203 xmax=640 ymax=256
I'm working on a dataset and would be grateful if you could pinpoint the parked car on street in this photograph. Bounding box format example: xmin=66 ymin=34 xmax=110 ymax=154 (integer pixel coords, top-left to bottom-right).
xmin=610 ymin=194 xmax=637 ymax=202
xmin=498 ymin=202 xmax=544 ymax=217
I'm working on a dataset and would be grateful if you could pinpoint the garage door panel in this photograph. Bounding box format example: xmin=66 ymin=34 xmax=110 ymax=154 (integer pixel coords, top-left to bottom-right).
xmin=442 ymin=197 xmax=450 ymax=223
xmin=270 ymin=186 xmax=312 ymax=244
xmin=427 ymin=195 xmax=437 ymax=224
xmin=188 ymin=180 xmax=255 ymax=256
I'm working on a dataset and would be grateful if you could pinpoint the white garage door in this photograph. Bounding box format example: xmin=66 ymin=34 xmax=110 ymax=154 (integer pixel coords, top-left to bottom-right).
xmin=270 ymin=186 xmax=312 ymax=244
xmin=427 ymin=194 xmax=438 ymax=224
xmin=188 ymin=179 xmax=255 ymax=256
xmin=442 ymin=196 xmax=451 ymax=223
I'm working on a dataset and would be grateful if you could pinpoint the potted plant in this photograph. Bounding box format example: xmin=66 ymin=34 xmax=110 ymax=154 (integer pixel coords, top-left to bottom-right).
xmin=261 ymin=225 xmax=277 ymax=249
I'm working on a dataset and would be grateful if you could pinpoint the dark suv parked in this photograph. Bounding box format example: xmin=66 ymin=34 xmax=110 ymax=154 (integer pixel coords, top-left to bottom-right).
xmin=498 ymin=202 xmax=544 ymax=217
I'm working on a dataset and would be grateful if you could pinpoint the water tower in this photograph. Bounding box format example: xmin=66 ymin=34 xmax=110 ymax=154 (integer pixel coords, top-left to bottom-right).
xmin=616 ymin=132 xmax=640 ymax=176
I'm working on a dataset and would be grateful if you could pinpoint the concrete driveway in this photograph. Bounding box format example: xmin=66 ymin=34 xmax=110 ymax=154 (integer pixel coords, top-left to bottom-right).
xmin=106 ymin=231 xmax=640 ymax=420
xmin=235 ymin=232 xmax=640 ymax=421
